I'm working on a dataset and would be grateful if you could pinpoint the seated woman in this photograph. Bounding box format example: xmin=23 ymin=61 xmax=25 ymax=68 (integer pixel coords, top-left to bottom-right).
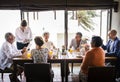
xmin=79 ymin=36 xmax=105 ymax=82
xmin=31 ymin=36 xmax=54 ymax=77
xmin=31 ymin=36 xmax=50 ymax=63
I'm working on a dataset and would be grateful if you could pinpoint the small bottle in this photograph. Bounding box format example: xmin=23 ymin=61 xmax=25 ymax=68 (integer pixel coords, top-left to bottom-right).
xmin=62 ymin=45 xmax=66 ymax=55
xmin=57 ymin=48 xmax=61 ymax=58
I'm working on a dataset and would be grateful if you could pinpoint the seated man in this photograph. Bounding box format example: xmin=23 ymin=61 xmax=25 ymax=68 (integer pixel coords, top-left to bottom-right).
xmin=79 ymin=36 xmax=105 ymax=82
xmin=69 ymin=32 xmax=87 ymax=51
xmin=102 ymin=29 xmax=120 ymax=78
xmin=0 ymin=32 xmax=26 ymax=82
xmin=69 ymin=32 xmax=87 ymax=73
xmin=102 ymin=29 xmax=120 ymax=57
xmin=42 ymin=32 xmax=56 ymax=50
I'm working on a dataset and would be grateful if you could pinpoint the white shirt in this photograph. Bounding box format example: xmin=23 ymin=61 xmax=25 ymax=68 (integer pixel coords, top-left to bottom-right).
xmin=43 ymin=41 xmax=54 ymax=50
xmin=110 ymin=40 xmax=114 ymax=51
xmin=0 ymin=41 xmax=22 ymax=70
xmin=15 ymin=27 xmax=32 ymax=43
xmin=70 ymin=39 xmax=87 ymax=50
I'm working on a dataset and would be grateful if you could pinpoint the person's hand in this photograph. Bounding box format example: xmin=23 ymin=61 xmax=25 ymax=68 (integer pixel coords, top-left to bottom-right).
xmin=22 ymin=47 xmax=27 ymax=53
xmin=23 ymin=39 xmax=28 ymax=43
xmin=76 ymin=47 xmax=80 ymax=52
xmin=24 ymin=39 xmax=31 ymax=43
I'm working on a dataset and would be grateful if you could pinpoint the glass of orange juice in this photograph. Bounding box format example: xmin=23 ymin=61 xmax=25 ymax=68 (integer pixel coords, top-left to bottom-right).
xmin=69 ymin=48 xmax=73 ymax=54
xmin=49 ymin=50 xmax=53 ymax=59
xmin=27 ymin=52 xmax=31 ymax=59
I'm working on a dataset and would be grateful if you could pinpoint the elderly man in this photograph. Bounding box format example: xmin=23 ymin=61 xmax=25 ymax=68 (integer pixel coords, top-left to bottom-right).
xmin=0 ymin=32 xmax=26 ymax=82
xmin=102 ymin=29 xmax=120 ymax=79
xmin=102 ymin=29 xmax=120 ymax=57
xmin=43 ymin=32 xmax=56 ymax=50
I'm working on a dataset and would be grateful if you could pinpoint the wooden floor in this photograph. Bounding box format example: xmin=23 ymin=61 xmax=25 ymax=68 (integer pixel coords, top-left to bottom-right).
xmin=0 ymin=64 xmax=80 ymax=82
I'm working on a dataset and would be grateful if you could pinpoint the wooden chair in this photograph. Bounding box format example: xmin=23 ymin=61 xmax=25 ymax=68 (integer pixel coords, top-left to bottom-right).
xmin=88 ymin=66 xmax=116 ymax=82
xmin=24 ymin=63 xmax=54 ymax=82
xmin=0 ymin=68 xmax=13 ymax=81
xmin=0 ymin=68 xmax=22 ymax=82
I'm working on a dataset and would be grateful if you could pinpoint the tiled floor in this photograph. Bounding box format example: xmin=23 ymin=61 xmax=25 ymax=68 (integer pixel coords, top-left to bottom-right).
xmin=53 ymin=64 xmax=80 ymax=82
xmin=0 ymin=64 xmax=80 ymax=82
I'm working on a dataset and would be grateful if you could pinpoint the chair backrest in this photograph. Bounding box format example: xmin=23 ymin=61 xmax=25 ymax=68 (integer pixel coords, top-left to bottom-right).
xmin=24 ymin=63 xmax=51 ymax=82
xmin=88 ymin=66 xmax=116 ymax=82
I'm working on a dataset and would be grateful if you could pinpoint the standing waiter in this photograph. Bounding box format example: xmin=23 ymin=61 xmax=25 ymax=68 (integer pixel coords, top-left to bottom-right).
xmin=15 ymin=20 xmax=32 ymax=50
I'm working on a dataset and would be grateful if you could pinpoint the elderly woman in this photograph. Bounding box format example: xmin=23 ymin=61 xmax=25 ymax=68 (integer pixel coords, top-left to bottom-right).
xmin=79 ymin=36 xmax=105 ymax=82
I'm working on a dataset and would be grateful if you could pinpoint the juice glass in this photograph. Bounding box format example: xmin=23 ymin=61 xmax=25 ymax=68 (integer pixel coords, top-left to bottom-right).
xmin=27 ymin=52 xmax=31 ymax=59
xmin=49 ymin=50 xmax=53 ymax=59
xmin=69 ymin=48 xmax=73 ymax=54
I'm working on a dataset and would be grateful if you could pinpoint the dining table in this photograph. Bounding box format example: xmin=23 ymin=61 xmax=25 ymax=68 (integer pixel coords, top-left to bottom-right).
xmin=12 ymin=54 xmax=117 ymax=82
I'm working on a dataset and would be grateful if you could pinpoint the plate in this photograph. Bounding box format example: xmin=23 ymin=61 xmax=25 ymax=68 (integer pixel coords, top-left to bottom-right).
xmin=76 ymin=55 xmax=83 ymax=58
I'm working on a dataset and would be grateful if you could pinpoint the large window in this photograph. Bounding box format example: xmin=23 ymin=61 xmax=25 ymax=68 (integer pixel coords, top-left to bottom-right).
xmin=23 ymin=11 xmax=65 ymax=49
xmin=23 ymin=10 xmax=110 ymax=49
xmin=0 ymin=10 xmax=21 ymax=44
xmin=0 ymin=9 xmax=110 ymax=49
xmin=68 ymin=10 xmax=109 ymax=47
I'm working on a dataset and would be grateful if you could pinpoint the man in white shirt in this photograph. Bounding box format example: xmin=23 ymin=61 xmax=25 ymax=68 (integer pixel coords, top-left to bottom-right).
xmin=0 ymin=32 xmax=26 ymax=82
xmin=43 ymin=32 xmax=56 ymax=50
xmin=69 ymin=32 xmax=87 ymax=51
xmin=15 ymin=20 xmax=32 ymax=50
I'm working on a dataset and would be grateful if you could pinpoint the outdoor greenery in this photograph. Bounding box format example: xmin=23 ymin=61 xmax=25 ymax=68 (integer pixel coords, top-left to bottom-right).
xmin=70 ymin=10 xmax=98 ymax=31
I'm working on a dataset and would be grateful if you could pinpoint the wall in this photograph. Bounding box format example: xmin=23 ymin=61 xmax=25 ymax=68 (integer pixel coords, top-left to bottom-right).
xmin=111 ymin=0 xmax=120 ymax=37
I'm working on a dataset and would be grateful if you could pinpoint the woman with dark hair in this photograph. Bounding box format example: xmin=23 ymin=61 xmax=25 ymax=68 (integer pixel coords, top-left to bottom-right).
xmin=31 ymin=36 xmax=49 ymax=63
xmin=30 ymin=36 xmax=54 ymax=79
xmin=15 ymin=20 xmax=32 ymax=50
xmin=79 ymin=36 xmax=105 ymax=82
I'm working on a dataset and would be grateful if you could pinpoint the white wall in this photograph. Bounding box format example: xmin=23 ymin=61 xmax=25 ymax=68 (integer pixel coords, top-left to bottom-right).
xmin=111 ymin=0 xmax=120 ymax=37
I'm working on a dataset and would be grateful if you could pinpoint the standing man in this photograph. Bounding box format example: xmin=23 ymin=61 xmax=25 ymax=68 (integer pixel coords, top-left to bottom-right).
xmin=102 ymin=29 xmax=120 ymax=78
xmin=0 ymin=32 xmax=26 ymax=82
xmin=15 ymin=20 xmax=32 ymax=50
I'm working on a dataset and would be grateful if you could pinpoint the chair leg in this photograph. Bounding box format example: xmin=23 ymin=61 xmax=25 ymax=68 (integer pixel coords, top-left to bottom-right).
xmin=20 ymin=74 xmax=22 ymax=80
xmin=51 ymin=78 xmax=53 ymax=82
xmin=79 ymin=79 xmax=82 ymax=82
xmin=1 ymin=73 xmax=3 ymax=81
xmin=71 ymin=63 xmax=73 ymax=73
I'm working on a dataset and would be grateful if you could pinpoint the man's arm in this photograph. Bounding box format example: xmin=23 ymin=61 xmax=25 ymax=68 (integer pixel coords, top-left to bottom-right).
xmin=69 ymin=39 xmax=73 ymax=49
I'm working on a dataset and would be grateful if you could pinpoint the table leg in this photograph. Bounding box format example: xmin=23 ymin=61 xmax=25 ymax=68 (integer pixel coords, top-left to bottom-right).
xmin=61 ymin=62 xmax=64 ymax=82
xmin=65 ymin=62 xmax=69 ymax=82
xmin=65 ymin=60 xmax=69 ymax=82
xmin=71 ymin=63 xmax=73 ymax=73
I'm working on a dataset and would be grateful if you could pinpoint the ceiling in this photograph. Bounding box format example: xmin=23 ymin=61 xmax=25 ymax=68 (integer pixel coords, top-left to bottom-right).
xmin=0 ymin=0 xmax=115 ymax=10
